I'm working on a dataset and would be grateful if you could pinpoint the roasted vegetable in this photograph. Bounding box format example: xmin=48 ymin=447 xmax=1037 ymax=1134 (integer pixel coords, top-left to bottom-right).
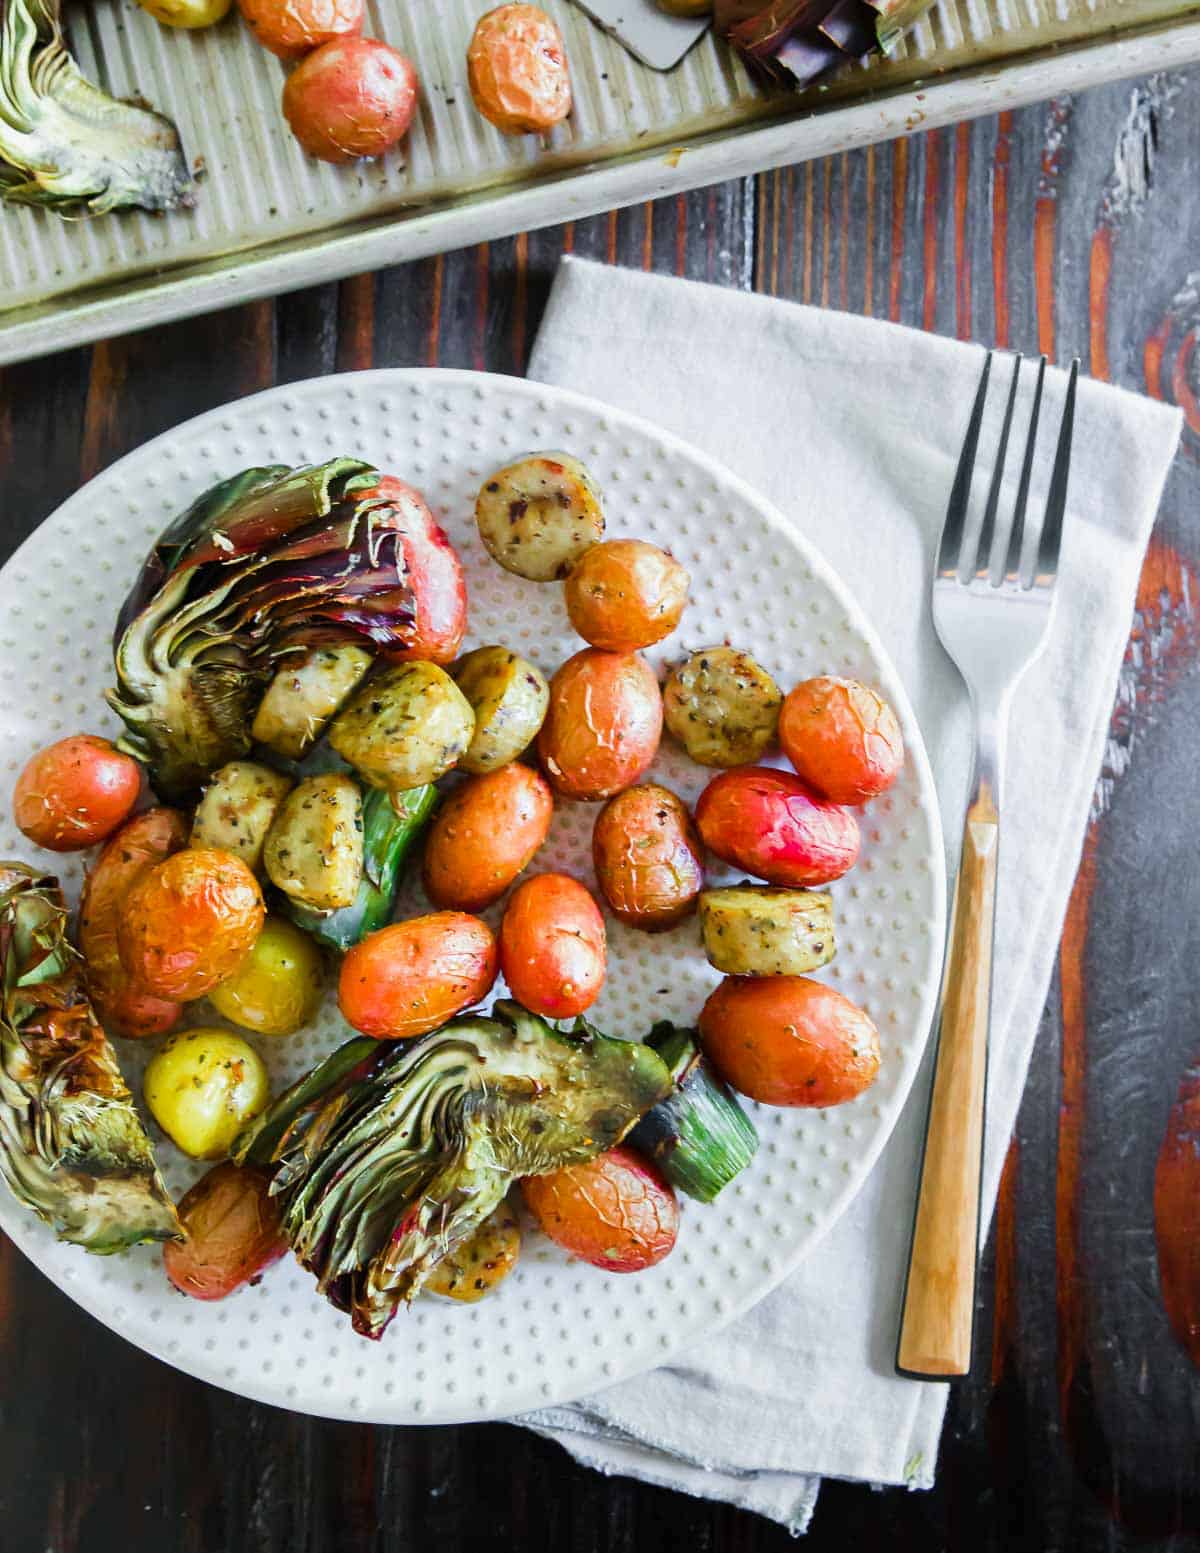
xmin=0 ymin=864 xmax=181 ymax=1252
xmin=564 ymin=540 xmax=690 ymax=653
xmin=108 ymin=460 xmax=465 ymax=799
xmin=250 ymin=645 xmax=373 ymax=760
xmin=329 ymin=661 xmax=474 ymax=792
xmin=452 ymin=646 xmax=549 ymax=774
xmin=537 ymin=648 xmax=662 ymax=800
xmin=499 ymin=873 xmax=605 ymax=1019
xmin=234 ymin=999 xmax=672 ymax=1335
xmin=238 ymin=0 xmax=363 ymax=59
xmin=191 ymin=761 xmax=293 ymax=873
xmin=144 ymin=1027 xmax=270 ymax=1159
xmin=695 ymin=766 xmax=860 ymax=887
xmin=629 ymin=1022 xmax=757 ymax=1202
xmin=592 ymin=783 xmax=704 ymax=931
xmin=522 ymin=1144 xmax=678 ymax=1271
xmin=662 ymin=646 xmax=781 ymax=768
xmin=137 ymin=0 xmax=231 ymax=28
xmin=283 ymin=37 xmax=420 ymax=165
xmin=714 ymin=0 xmax=935 ymax=88
xmin=13 ymin=734 xmax=141 ymax=852
xmin=263 ymin=772 xmax=363 ymax=912
xmin=0 ymin=0 xmax=192 ymax=214
xmin=778 ymin=676 xmax=904 ymax=804
xmin=467 ymin=5 xmax=572 ymax=137
xmin=338 ymin=911 xmax=497 ymax=1040
xmin=699 ymin=884 xmax=835 ymax=976
xmin=283 ymin=783 xmax=436 ymax=952
xmin=475 ymin=453 xmax=603 ymax=580
xmin=422 ymin=763 xmax=553 ymax=912
xmin=163 ymin=1162 xmax=286 ymax=1300
xmin=424 ymin=1196 xmax=521 ymax=1302
xmin=208 ymin=915 xmax=324 ymax=1037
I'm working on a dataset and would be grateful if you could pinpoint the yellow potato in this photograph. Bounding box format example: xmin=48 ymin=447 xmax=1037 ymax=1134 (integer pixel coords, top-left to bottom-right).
xmin=207 ymin=916 xmax=324 ymax=1036
xmin=263 ymin=773 xmax=363 ymax=911
xmin=425 ymin=1198 xmax=521 ymax=1302
xmin=452 ymin=646 xmax=549 ymax=774
xmin=144 ymin=1028 xmax=270 ymax=1160
xmin=190 ymin=761 xmax=293 ymax=874
xmin=136 ymin=0 xmax=232 ymax=28
xmin=330 ymin=662 xmax=474 ymax=791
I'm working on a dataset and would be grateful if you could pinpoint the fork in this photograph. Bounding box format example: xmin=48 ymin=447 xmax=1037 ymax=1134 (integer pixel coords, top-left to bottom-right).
xmin=896 ymin=350 xmax=1079 ymax=1379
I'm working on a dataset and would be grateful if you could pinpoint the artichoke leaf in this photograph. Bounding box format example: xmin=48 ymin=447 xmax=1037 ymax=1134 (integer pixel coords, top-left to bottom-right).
xmin=713 ymin=0 xmax=935 ymax=84
xmin=0 ymin=0 xmax=192 ymax=214
xmin=0 ymin=864 xmax=181 ymax=1254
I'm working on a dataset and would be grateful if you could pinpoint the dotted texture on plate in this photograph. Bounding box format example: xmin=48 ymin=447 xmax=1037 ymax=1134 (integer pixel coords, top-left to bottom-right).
xmin=0 ymin=369 xmax=945 ymax=1425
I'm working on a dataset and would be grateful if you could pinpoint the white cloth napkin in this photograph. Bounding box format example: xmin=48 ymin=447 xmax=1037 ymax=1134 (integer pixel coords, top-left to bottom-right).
xmin=514 ymin=257 xmax=1183 ymax=1533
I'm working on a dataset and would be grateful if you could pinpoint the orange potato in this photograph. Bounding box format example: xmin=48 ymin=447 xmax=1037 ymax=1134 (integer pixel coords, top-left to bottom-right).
xmin=699 ymin=975 xmax=880 ymax=1106
xmin=694 ymin=766 xmax=859 ymax=887
xmin=564 ymin=540 xmax=690 ymax=653
xmin=117 ymin=848 xmax=265 ymax=1002
xmin=778 ymin=677 xmax=904 ymax=805
xmin=338 ymin=912 xmax=497 ymax=1039
xmin=163 ymin=1163 xmax=287 ymax=1301
xmin=283 ymin=37 xmax=419 ymax=164
xmin=238 ymin=0 xmax=362 ymax=60
xmin=423 ymin=764 xmax=553 ymax=912
xmin=79 ymin=807 xmax=189 ymax=1037
xmin=537 ymin=648 xmax=662 ymax=801
xmin=591 ymin=783 xmax=703 ymax=931
xmin=498 ymin=873 xmax=605 ymax=1018
xmin=13 ymin=735 xmax=141 ymax=852
xmin=467 ymin=4 xmax=571 ymax=136
xmin=521 ymin=1145 xmax=678 ymax=1271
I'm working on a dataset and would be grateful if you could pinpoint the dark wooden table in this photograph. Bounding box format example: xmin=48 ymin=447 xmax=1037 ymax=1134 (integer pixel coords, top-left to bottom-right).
xmin=2 ymin=64 xmax=1199 ymax=1553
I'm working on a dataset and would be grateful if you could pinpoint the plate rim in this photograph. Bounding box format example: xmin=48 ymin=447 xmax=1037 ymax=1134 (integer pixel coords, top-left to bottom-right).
xmin=0 ymin=366 xmax=946 ymax=1426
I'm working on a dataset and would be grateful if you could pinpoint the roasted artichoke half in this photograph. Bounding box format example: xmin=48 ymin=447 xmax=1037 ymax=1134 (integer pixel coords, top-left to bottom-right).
xmin=0 ymin=0 xmax=192 ymax=213
xmin=236 ymin=1001 xmax=673 ymax=1337
xmin=714 ymin=0 xmax=934 ymax=86
xmin=0 ymin=864 xmax=181 ymax=1253
xmin=107 ymin=459 xmax=430 ymax=800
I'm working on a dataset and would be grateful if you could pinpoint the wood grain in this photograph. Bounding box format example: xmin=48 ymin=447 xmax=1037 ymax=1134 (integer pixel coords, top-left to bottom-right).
xmin=1 ymin=65 xmax=1199 ymax=1553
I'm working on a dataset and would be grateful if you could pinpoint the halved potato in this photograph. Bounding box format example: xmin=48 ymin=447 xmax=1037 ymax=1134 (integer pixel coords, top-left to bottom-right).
xmin=329 ymin=662 xmax=474 ymax=791
xmin=662 ymin=646 xmax=781 ymax=767
xmin=452 ymin=645 xmax=549 ymax=774
xmin=424 ymin=1197 xmax=522 ymax=1303
xmin=263 ymin=773 xmax=363 ymax=911
xmin=475 ymin=453 xmax=604 ymax=581
xmin=699 ymin=885 xmax=835 ymax=976
xmin=251 ymin=645 xmax=374 ymax=761
xmin=190 ymin=762 xmax=293 ymax=874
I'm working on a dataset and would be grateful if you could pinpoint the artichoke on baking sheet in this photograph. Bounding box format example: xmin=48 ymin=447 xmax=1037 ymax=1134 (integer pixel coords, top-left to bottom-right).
xmin=235 ymin=1001 xmax=672 ymax=1338
xmin=714 ymin=0 xmax=935 ymax=87
xmin=107 ymin=459 xmax=435 ymax=801
xmin=0 ymin=0 xmax=192 ymax=213
xmin=0 ymin=864 xmax=181 ymax=1253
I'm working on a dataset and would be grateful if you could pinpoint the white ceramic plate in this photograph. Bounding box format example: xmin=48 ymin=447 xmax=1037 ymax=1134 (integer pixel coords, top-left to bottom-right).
xmin=0 ymin=369 xmax=945 ymax=1425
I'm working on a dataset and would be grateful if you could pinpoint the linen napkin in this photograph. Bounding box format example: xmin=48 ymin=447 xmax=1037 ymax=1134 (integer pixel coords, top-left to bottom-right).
xmin=514 ymin=257 xmax=1184 ymax=1533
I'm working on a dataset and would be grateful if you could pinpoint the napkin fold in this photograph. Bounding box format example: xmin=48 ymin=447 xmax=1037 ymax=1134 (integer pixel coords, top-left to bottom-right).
xmin=514 ymin=257 xmax=1183 ymax=1533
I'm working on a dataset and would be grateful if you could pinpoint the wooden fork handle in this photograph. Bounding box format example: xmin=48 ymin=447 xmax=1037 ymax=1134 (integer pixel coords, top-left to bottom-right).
xmin=897 ymin=784 xmax=998 ymax=1379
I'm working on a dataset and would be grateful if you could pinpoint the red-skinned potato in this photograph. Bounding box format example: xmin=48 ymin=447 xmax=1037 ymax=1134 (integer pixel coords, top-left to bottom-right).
xmin=423 ymin=764 xmax=553 ymax=912
xmin=499 ymin=873 xmax=605 ymax=1018
xmin=13 ymin=735 xmax=141 ymax=852
xmin=163 ymin=1163 xmax=287 ymax=1301
xmin=778 ymin=677 xmax=904 ymax=804
xmin=364 ymin=477 xmax=468 ymax=665
xmin=339 ymin=912 xmax=497 ymax=1039
xmin=699 ymin=975 xmax=880 ymax=1106
xmin=117 ymin=848 xmax=265 ymax=1002
xmin=283 ymin=38 xmax=419 ymax=164
xmin=591 ymin=784 xmax=703 ymax=931
xmin=79 ymin=808 xmax=189 ymax=1037
xmin=564 ymin=540 xmax=690 ymax=653
xmin=694 ymin=766 xmax=859 ymax=887
xmin=537 ymin=648 xmax=662 ymax=801
xmin=237 ymin=0 xmax=363 ymax=60
xmin=467 ymin=4 xmax=571 ymax=136
xmin=521 ymin=1145 xmax=678 ymax=1271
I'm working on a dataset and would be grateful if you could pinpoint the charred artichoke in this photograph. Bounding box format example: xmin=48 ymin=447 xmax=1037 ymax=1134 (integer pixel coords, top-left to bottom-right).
xmin=0 ymin=864 xmax=181 ymax=1253
xmin=715 ymin=0 xmax=934 ymax=87
xmin=236 ymin=1001 xmax=673 ymax=1337
xmin=0 ymin=0 xmax=192 ymax=213
xmin=108 ymin=460 xmax=435 ymax=800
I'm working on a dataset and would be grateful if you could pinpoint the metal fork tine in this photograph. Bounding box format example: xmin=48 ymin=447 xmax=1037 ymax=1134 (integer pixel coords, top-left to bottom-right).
xmin=1004 ymin=355 xmax=1046 ymax=585
xmin=1033 ymin=357 xmax=1080 ymax=588
xmin=937 ymin=351 xmax=992 ymax=579
xmin=968 ymin=353 xmax=1022 ymax=583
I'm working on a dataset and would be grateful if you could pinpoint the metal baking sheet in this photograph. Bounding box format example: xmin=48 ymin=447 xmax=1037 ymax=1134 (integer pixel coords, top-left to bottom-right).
xmin=2 ymin=0 xmax=1200 ymax=365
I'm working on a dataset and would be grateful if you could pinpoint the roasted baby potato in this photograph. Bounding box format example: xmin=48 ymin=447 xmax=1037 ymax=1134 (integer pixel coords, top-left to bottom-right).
xmin=694 ymin=766 xmax=860 ymax=887
xmin=144 ymin=1028 xmax=271 ymax=1159
xmin=14 ymin=734 xmax=141 ymax=852
xmin=283 ymin=37 xmax=420 ymax=163
xmin=191 ymin=761 xmax=293 ymax=874
xmin=452 ymin=646 xmax=550 ymax=774
xmin=137 ymin=0 xmax=232 ymax=27
xmin=250 ymin=645 xmax=373 ymax=760
xmin=263 ymin=773 xmax=363 ymax=912
xmin=423 ymin=763 xmax=554 ymax=912
xmin=662 ymin=647 xmax=781 ymax=768
xmin=521 ymin=1144 xmax=678 ymax=1272
xmin=564 ymin=540 xmax=690 ymax=653
xmin=592 ymin=784 xmax=704 ymax=931
xmin=425 ymin=1197 xmax=522 ymax=1302
xmin=163 ymin=1163 xmax=286 ymax=1301
xmin=499 ymin=873 xmax=606 ymax=1019
xmin=778 ymin=676 xmax=905 ymax=804
xmin=238 ymin=0 xmax=363 ymax=60
xmin=338 ymin=912 xmax=498 ymax=1040
xmin=207 ymin=915 xmax=325 ymax=1037
xmin=699 ymin=976 xmax=880 ymax=1107
xmin=537 ymin=648 xmax=662 ymax=801
xmin=329 ymin=662 xmax=474 ymax=790
xmin=118 ymin=849 xmax=265 ymax=1002
xmin=467 ymin=4 xmax=572 ymax=136
xmin=475 ymin=453 xmax=603 ymax=581
xmin=699 ymin=886 xmax=835 ymax=976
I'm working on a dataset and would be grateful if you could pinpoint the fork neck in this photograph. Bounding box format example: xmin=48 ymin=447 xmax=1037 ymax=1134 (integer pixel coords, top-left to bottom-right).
xmin=968 ymin=697 xmax=1008 ymax=822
